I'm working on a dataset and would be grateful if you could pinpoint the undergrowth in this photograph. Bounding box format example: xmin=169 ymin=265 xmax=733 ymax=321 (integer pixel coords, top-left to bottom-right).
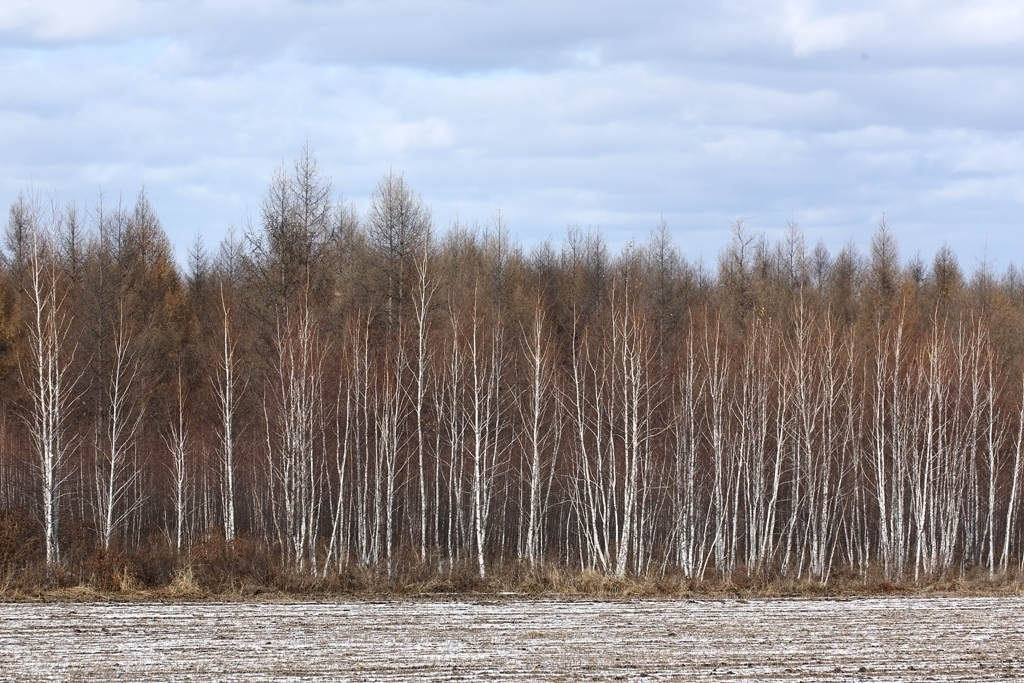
xmin=1 ymin=513 xmax=1022 ymax=601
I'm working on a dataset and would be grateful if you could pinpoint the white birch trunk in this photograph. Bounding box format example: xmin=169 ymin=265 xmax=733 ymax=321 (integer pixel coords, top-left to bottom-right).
xmin=21 ymin=224 xmax=78 ymax=567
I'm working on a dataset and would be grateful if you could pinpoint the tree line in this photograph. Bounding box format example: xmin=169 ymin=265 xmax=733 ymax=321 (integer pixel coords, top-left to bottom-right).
xmin=2 ymin=147 xmax=1024 ymax=586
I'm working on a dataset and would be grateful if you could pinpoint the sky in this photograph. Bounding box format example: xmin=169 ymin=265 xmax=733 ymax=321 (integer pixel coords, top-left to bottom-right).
xmin=2 ymin=0 xmax=1024 ymax=270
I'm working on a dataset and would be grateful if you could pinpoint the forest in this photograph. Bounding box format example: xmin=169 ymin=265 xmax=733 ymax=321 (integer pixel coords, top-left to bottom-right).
xmin=2 ymin=147 xmax=1024 ymax=592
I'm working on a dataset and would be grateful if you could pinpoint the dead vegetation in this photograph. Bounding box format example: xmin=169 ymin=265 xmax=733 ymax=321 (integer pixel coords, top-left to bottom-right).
xmin=2 ymin=552 xmax=1022 ymax=602
xmin=2 ymin=513 xmax=1022 ymax=601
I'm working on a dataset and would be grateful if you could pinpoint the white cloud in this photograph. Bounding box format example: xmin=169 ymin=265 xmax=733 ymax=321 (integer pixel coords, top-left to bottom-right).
xmin=2 ymin=0 xmax=1024 ymax=267
xmin=781 ymin=1 xmax=885 ymax=57
xmin=926 ymin=1 xmax=1024 ymax=48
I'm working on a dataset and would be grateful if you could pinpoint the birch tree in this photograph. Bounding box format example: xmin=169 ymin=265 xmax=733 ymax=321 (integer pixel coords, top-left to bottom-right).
xmin=214 ymin=285 xmax=244 ymax=541
xmin=519 ymin=304 xmax=555 ymax=566
xmin=164 ymin=368 xmax=190 ymax=552
xmin=18 ymin=208 xmax=77 ymax=566
xmin=411 ymin=235 xmax=435 ymax=560
xmin=94 ymin=305 xmax=145 ymax=552
xmin=267 ymin=303 xmax=327 ymax=571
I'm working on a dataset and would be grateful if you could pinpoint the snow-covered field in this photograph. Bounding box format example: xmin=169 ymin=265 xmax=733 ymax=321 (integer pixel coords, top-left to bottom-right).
xmin=0 ymin=597 xmax=1021 ymax=681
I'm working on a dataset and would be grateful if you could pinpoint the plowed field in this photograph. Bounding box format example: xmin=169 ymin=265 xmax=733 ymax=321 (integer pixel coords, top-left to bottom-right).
xmin=1 ymin=597 xmax=1021 ymax=681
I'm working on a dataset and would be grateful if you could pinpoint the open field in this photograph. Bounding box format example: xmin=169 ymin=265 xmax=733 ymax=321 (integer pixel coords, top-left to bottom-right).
xmin=0 ymin=597 xmax=1021 ymax=681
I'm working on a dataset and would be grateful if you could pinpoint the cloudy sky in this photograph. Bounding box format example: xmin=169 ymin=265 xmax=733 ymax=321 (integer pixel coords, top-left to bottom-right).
xmin=2 ymin=0 xmax=1023 ymax=269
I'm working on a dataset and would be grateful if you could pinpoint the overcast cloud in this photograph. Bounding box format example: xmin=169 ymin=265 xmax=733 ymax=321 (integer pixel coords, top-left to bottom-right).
xmin=2 ymin=0 xmax=1023 ymax=267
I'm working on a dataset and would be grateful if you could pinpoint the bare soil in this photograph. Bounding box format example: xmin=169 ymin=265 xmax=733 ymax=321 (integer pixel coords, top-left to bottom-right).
xmin=0 ymin=597 xmax=1022 ymax=681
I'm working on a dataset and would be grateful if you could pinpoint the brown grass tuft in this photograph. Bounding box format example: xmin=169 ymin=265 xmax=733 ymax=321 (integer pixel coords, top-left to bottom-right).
xmin=116 ymin=565 xmax=141 ymax=594
xmin=165 ymin=566 xmax=202 ymax=598
xmin=1 ymin=524 xmax=1023 ymax=600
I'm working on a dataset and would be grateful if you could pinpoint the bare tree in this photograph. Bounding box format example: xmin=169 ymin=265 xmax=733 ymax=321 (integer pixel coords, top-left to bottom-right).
xmin=164 ymin=367 xmax=190 ymax=552
xmin=267 ymin=302 xmax=327 ymax=571
xmin=366 ymin=170 xmax=430 ymax=326
xmin=411 ymin=233 xmax=436 ymax=560
xmin=17 ymin=204 xmax=78 ymax=566
xmin=1001 ymin=374 xmax=1024 ymax=573
xmin=94 ymin=304 xmax=145 ymax=552
xmin=519 ymin=304 xmax=555 ymax=567
xmin=214 ymin=285 xmax=244 ymax=542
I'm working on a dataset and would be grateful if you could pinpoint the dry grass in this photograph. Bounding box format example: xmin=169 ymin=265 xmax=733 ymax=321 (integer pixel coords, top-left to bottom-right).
xmin=116 ymin=565 xmax=141 ymax=594
xmin=1 ymin=519 xmax=1022 ymax=601
xmin=165 ymin=566 xmax=202 ymax=598
xmin=2 ymin=567 xmax=1022 ymax=602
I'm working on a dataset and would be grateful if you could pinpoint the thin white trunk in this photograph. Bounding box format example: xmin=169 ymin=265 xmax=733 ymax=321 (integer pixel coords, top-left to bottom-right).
xmin=95 ymin=305 xmax=144 ymax=553
xmin=21 ymin=224 xmax=78 ymax=567
xmin=163 ymin=369 xmax=189 ymax=553
xmin=214 ymin=286 xmax=244 ymax=542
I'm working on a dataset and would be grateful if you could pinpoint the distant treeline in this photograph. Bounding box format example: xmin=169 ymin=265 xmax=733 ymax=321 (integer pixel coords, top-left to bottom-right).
xmin=2 ymin=147 xmax=1024 ymax=588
